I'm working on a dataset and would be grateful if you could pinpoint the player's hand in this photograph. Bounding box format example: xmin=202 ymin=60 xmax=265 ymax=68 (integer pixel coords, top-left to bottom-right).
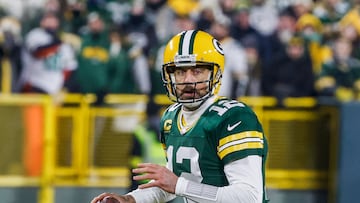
xmin=132 ymin=163 xmax=178 ymax=193
xmin=90 ymin=192 xmax=135 ymax=203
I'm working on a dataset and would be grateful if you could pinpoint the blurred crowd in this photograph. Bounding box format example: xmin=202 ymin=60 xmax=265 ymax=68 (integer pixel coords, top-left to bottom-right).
xmin=0 ymin=0 xmax=360 ymax=105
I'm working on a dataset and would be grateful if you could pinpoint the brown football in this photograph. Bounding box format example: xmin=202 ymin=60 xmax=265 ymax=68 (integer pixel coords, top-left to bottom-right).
xmin=100 ymin=197 xmax=119 ymax=203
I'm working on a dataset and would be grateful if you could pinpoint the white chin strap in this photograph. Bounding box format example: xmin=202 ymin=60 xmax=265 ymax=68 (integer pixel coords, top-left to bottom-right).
xmin=182 ymin=100 xmax=204 ymax=109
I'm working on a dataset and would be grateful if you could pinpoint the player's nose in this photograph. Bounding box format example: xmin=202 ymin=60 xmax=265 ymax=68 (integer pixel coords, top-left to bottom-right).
xmin=183 ymin=69 xmax=197 ymax=83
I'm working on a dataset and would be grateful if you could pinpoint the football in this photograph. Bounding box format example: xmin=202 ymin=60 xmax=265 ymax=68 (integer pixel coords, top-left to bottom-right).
xmin=98 ymin=197 xmax=119 ymax=203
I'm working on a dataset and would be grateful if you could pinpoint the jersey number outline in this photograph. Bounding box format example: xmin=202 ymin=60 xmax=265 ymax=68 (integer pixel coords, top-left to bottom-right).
xmin=209 ymin=100 xmax=245 ymax=116
xmin=167 ymin=146 xmax=203 ymax=182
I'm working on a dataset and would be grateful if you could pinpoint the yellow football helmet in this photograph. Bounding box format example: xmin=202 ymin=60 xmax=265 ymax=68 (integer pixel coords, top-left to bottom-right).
xmin=162 ymin=30 xmax=225 ymax=104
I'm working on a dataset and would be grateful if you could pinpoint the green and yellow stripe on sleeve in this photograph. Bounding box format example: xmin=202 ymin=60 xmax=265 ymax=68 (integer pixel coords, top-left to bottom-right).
xmin=217 ymin=131 xmax=264 ymax=160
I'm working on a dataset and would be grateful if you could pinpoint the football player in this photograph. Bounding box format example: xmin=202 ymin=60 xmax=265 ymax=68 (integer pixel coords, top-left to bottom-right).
xmin=91 ymin=30 xmax=268 ymax=203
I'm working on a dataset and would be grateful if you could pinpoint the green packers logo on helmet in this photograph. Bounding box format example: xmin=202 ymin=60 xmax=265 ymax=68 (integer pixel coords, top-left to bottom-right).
xmin=213 ymin=39 xmax=224 ymax=55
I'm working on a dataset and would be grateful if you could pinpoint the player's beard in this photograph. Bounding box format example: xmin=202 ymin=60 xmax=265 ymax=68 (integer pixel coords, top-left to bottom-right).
xmin=176 ymin=83 xmax=210 ymax=110
xmin=177 ymin=83 xmax=208 ymax=99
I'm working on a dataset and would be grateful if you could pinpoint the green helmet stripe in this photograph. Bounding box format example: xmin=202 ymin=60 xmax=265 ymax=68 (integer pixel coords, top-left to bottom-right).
xmin=188 ymin=30 xmax=198 ymax=54
xmin=178 ymin=30 xmax=198 ymax=55
xmin=178 ymin=32 xmax=185 ymax=55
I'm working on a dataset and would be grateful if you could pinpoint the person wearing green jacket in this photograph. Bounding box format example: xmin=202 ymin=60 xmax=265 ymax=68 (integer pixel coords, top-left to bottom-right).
xmin=70 ymin=12 xmax=111 ymax=105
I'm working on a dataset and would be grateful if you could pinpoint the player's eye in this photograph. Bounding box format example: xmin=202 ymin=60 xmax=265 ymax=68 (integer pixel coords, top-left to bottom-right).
xmin=174 ymin=69 xmax=186 ymax=77
xmin=192 ymin=67 xmax=205 ymax=75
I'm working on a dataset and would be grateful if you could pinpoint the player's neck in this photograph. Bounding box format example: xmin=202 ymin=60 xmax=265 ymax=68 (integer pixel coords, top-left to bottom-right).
xmin=181 ymin=96 xmax=215 ymax=123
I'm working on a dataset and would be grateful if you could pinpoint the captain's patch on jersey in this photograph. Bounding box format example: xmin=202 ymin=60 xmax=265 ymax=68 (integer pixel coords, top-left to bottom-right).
xmin=163 ymin=119 xmax=173 ymax=132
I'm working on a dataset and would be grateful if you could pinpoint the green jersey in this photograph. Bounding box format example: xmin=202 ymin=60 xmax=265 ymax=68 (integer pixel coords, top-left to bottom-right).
xmin=160 ymin=97 xmax=268 ymax=201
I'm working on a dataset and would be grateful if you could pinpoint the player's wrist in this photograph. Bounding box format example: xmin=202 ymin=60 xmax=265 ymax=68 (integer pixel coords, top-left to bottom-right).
xmin=175 ymin=177 xmax=220 ymax=201
xmin=175 ymin=177 xmax=189 ymax=196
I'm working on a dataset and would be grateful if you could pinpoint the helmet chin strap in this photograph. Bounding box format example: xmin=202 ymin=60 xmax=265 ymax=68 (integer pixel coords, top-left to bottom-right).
xmin=182 ymin=96 xmax=209 ymax=110
xmin=180 ymin=85 xmax=213 ymax=111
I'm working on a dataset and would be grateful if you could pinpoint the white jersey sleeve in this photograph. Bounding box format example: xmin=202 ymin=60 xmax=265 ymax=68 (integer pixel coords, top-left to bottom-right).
xmin=175 ymin=155 xmax=263 ymax=203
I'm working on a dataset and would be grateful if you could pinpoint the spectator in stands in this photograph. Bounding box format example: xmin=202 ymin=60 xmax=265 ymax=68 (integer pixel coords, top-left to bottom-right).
xmin=20 ymin=0 xmax=61 ymax=36
xmin=107 ymin=28 xmax=137 ymax=94
xmin=145 ymin=0 xmax=175 ymax=45
xmin=210 ymin=16 xmax=249 ymax=99
xmin=312 ymin=0 xmax=350 ymax=40
xmin=338 ymin=8 xmax=360 ymax=59
xmin=86 ymin=0 xmax=113 ymax=22
xmin=68 ymin=12 xmax=110 ymax=105
xmin=229 ymin=6 xmax=268 ymax=95
xmin=166 ymin=0 xmax=201 ymax=17
xmin=62 ymin=1 xmax=88 ymax=35
xmin=19 ymin=12 xmax=77 ymax=95
xmin=126 ymin=42 xmax=152 ymax=95
xmin=262 ymin=36 xmax=315 ymax=106
xmin=248 ymin=0 xmax=279 ymax=37
xmin=171 ymin=14 xmax=197 ymax=36
xmin=261 ymin=6 xmax=298 ymax=73
xmin=315 ymin=36 xmax=360 ymax=102
xmin=196 ymin=6 xmax=216 ymax=32
xmin=296 ymin=13 xmax=332 ymax=75
xmin=219 ymin=0 xmax=241 ymax=20
xmin=242 ymin=35 xmax=263 ymax=96
xmin=230 ymin=7 xmax=264 ymax=48
xmin=107 ymin=27 xmax=151 ymax=95
xmin=291 ymin=0 xmax=314 ymax=18
xmin=121 ymin=1 xmax=158 ymax=58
